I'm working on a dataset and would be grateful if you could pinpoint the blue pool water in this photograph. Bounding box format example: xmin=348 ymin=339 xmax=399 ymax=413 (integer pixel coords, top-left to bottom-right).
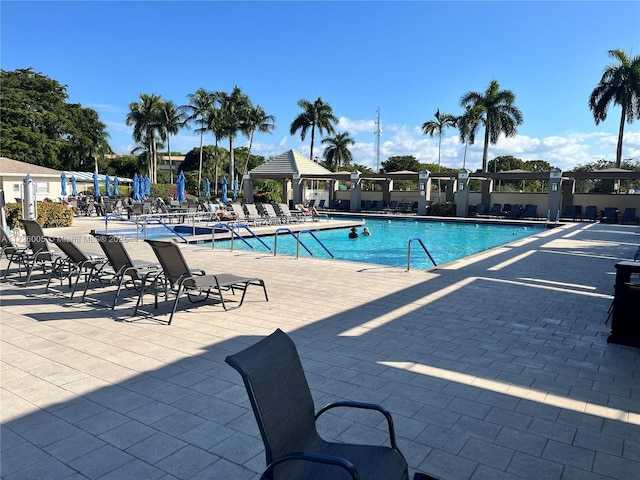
xmin=210 ymin=219 xmax=546 ymax=269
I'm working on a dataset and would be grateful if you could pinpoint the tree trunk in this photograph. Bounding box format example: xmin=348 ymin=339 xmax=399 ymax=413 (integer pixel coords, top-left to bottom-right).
xmin=310 ymin=124 xmax=316 ymax=161
xmin=167 ymin=132 xmax=173 ymax=184
xmin=198 ymin=130 xmax=204 ymax=196
xmin=616 ymin=105 xmax=627 ymax=168
xmin=229 ymin=135 xmax=235 ymax=196
xmin=482 ymin=125 xmax=490 ymax=173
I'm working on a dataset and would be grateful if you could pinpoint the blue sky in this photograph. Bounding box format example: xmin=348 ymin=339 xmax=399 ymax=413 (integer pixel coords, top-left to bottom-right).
xmin=2 ymin=1 xmax=639 ymax=172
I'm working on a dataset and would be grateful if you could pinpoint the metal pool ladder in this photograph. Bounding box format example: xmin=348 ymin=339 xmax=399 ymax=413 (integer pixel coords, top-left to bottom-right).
xmin=274 ymin=228 xmax=334 ymax=259
xmin=407 ymin=237 xmax=437 ymax=271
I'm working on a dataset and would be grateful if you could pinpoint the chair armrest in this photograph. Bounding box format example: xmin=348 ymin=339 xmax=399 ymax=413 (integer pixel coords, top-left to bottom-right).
xmin=260 ymin=451 xmax=360 ymax=480
xmin=316 ymin=401 xmax=399 ymax=450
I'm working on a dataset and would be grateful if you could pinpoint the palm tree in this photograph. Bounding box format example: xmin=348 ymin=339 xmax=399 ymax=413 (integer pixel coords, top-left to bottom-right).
xmin=589 ymin=49 xmax=640 ymax=168
xmin=242 ymin=104 xmax=276 ymax=178
xmin=182 ymin=88 xmax=215 ymax=194
xmin=204 ymin=103 xmax=224 ymax=196
xmin=219 ymin=86 xmax=250 ymax=190
xmin=458 ymin=105 xmax=485 ymax=169
xmin=290 ymin=97 xmax=338 ymax=161
xmin=322 ymin=132 xmax=355 ymax=171
xmin=422 ymin=108 xmax=457 ymax=196
xmin=460 ymin=80 xmax=524 ymax=173
xmin=126 ymin=93 xmax=163 ymax=182
xmin=158 ymin=100 xmax=185 ymax=184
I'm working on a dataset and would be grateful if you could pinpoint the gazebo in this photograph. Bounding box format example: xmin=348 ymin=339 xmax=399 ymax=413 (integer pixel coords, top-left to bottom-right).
xmin=244 ymin=150 xmax=333 ymax=206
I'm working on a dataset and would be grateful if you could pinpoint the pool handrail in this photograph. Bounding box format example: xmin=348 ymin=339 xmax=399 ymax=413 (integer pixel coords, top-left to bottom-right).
xmin=211 ymin=222 xmax=255 ymax=250
xmin=299 ymin=229 xmax=334 ymax=258
xmin=407 ymin=237 xmax=437 ymax=271
xmin=274 ymin=228 xmax=314 ymax=257
xmin=104 ymin=214 xmax=189 ymax=243
xmin=273 ymin=227 xmax=334 ymax=259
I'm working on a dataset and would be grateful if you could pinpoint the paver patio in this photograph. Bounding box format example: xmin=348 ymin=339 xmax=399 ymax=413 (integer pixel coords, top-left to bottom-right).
xmin=1 ymin=217 xmax=639 ymax=479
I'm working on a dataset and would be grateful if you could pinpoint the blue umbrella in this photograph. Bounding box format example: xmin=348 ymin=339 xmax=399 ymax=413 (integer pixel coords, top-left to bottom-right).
xmin=145 ymin=176 xmax=151 ymax=197
xmin=137 ymin=175 xmax=145 ymax=200
xmin=221 ymin=177 xmax=228 ymax=203
xmin=132 ymin=173 xmax=141 ymax=201
xmin=71 ymin=176 xmax=78 ymax=196
xmin=60 ymin=172 xmax=67 ymax=197
xmin=105 ymin=174 xmax=112 ymax=197
xmin=176 ymin=171 xmax=186 ymax=201
xmin=93 ymin=171 xmax=100 ymax=198
xmin=205 ymin=178 xmax=211 ymax=198
xmin=113 ymin=176 xmax=119 ymax=196
xmin=232 ymin=179 xmax=238 ymax=199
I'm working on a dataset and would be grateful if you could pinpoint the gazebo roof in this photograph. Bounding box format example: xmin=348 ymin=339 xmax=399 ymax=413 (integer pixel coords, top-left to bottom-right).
xmin=248 ymin=150 xmax=332 ymax=178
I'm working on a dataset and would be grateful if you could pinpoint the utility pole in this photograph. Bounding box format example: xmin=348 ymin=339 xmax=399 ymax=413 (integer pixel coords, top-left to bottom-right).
xmin=374 ymin=108 xmax=381 ymax=173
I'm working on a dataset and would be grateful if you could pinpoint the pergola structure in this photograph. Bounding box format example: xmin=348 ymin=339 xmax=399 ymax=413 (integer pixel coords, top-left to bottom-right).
xmin=244 ymin=151 xmax=640 ymax=217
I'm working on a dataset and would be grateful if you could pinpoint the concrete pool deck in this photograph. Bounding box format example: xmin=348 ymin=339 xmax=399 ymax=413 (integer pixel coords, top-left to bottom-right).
xmin=1 ymin=216 xmax=639 ymax=479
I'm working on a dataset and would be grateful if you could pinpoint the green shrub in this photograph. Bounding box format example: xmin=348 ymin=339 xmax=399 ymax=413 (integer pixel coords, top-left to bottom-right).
xmin=428 ymin=201 xmax=456 ymax=216
xmin=3 ymin=202 xmax=73 ymax=229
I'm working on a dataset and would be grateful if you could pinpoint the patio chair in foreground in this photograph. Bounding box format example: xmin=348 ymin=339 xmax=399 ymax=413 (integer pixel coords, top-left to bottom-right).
xmin=0 ymin=227 xmax=28 ymax=278
xmin=225 ymin=329 xmax=413 ymax=480
xmin=134 ymin=239 xmax=268 ymax=325
xmin=45 ymin=237 xmax=107 ymax=299
xmin=7 ymin=220 xmax=61 ymax=285
xmin=87 ymin=233 xmax=160 ymax=308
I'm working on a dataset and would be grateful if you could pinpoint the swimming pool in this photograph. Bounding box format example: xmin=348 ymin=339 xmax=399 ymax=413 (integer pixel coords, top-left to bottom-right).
xmin=209 ymin=219 xmax=547 ymax=269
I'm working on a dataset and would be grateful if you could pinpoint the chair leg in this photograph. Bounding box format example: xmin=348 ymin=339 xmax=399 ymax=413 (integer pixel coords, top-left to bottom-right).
xmin=168 ymin=284 xmax=184 ymax=325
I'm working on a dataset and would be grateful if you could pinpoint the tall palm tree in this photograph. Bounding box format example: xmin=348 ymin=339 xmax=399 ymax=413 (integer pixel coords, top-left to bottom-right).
xmin=458 ymin=105 xmax=485 ymax=169
xmin=205 ymin=103 xmax=224 ymax=196
xmin=589 ymin=49 xmax=640 ymax=168
xmin=241 ymin=104 xmax=276 ymax=178
xmin=460 ymin=80 xmax=523 ymax=173
xmin=290 ymin=97 xmax=338 ymax=161
xmin=422 ymin=108 xmax=457 ymax=195
xmin=126 ymin=93 xmax=163 ymax=182
xmin=322 ymin=132 xmax=355 ymax=171
xmin=158 ymin=100 xmax=185 ymax=184
xmin=219 ymin=86 xmax=250 ymax=189
xmin=182 ymin=88 xmax=215 ymax=194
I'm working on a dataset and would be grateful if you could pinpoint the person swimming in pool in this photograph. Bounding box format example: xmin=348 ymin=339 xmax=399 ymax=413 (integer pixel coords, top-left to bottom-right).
xmin=348 ymin=227 xmax=359 ymax=239
xmin=362 ymin=227 xmax=371 ymax=236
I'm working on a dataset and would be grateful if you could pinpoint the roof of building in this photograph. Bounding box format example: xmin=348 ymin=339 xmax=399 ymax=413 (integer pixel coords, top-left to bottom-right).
xmin=0 ymin=157 xmax=61 ymax=176
xmin=248 ymin=150 xmax=333 ymax=178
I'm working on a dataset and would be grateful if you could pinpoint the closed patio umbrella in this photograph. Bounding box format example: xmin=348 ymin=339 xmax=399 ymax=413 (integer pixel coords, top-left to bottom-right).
xmin=221 ymin=177 xmax=228 ymax=203
xmin=113 ymin=176 xmax=119 ymax=196
xmin=205 ymin=178 xmax=211 ymax=198
xmin=105 ymin=174 xmax=112 ymax=197
xmin=93 ymin=171 xmax=100 ymax=198
xmin=232 ymin=179 xmax=238 ymax=199
xmin=145 ymin=176 xmax=151 ymax=197
xmin=60 ymin=172 xmax=67 ymax=197
xmin=132 ymin=174 xmax=141 ymax=201
xmin=71 ymin=176 xmax=78 ymax=196
xmin=176 ymin=171 xmax=186 ymax=201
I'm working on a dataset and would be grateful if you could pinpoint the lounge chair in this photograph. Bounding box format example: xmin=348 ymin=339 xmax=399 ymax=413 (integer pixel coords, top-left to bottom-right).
xmin=521 ymin=204 xmax=538 ymax=219
xmin=621 ymin=207 xmax=638 ymax=225
xmin=600 ymin=207 xmax=618 ymax=224
xmin=0 ymin=227 xmax=28 ymax=278
xmin=7 ymin=220 xmax=61 ymax=285
xmin=317 ymin=199 xmax=326 ymax=209
xmin=225 ymin=329 xmax=411 ymax=480
xmin=87 ymin=233 xmax=161 ymax=308
xmin=561 ymin=205 xmax=580 ymax=221
xmin=489 ymin=203 xmax=503 ymax=217
xmin=583 ymin=205 xmax=598 ymax=222
xmin=276 ymin=202 xmax=303 ymax=223
xmin=45 ymin=237 xmax=107 ymax=299
xmin=134 ymin=239 xmax=268 ymax=324
xmin=246 ymin=203 xmax=275 ymax=225
xmin=261 ymin=202 xmax=284 ymax=224
xmin=505 ymin=204 xmax=522 ymax=219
